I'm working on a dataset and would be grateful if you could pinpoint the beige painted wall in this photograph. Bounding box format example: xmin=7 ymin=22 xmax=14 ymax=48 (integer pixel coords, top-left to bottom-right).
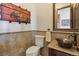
xmin=56 ymin=3 xmax=70 ymax=9
xmin=0 ymin=3 xmax=37 ymax=33
xmin=0 ymin=3 xmax=53 ymax=33
xmin=36 ymin=3 xmax=53 ymax=31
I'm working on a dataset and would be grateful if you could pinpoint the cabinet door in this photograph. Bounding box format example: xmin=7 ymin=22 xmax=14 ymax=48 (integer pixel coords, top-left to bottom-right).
xmin=48 ymin=48 xmax=73 ymax=56
xmin=53 ymin=49 xmax=73 ymax=56
xmin=49 ymin=48 xmax=56 ymax=56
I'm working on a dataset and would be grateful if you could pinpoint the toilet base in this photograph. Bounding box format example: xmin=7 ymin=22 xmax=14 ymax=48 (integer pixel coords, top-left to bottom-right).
xmin=26 ymin=46 xmax=41 ymax=56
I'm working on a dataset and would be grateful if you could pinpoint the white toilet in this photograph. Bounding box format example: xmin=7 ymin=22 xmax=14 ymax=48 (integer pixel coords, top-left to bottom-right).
xmin=26 ymin=35 xmax=45 ymax=56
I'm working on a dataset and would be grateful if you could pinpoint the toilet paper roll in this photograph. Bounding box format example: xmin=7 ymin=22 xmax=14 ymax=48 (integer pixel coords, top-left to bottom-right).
xmin=46 ymin=31 xmax=51 ymax=42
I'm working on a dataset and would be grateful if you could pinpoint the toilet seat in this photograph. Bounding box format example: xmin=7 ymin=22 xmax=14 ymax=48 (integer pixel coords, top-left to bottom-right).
xmin=26 ymin=46 xmax=40 ymax=56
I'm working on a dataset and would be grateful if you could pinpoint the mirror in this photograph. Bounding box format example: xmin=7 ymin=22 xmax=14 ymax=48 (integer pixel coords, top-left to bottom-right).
xmin=53 ymin=3 xmax=73 ymax=31
xmin=57 ymin=6 xmax=71 ymax=29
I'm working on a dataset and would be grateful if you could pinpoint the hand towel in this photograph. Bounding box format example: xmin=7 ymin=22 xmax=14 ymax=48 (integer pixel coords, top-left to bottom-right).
xmin=46 ymin=31 xmax=51 ymax=42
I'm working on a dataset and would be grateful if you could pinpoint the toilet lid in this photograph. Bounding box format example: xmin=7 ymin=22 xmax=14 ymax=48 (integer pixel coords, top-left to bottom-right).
xmin=26 ymin=46 xmax=40 ymax=54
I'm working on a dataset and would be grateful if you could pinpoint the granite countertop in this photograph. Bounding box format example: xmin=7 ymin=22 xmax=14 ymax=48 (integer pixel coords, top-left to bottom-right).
xmin=48 ymin=39 xmax=79 ymax=56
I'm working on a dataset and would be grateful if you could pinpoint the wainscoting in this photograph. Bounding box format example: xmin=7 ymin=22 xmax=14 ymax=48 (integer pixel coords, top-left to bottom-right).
xmin=0 ymin=31 xmax=32 ymax=56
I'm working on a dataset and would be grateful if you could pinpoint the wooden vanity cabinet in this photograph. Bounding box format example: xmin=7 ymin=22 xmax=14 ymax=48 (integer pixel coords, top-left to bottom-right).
xmin=48 ymin=48 xmax=74 ymax=56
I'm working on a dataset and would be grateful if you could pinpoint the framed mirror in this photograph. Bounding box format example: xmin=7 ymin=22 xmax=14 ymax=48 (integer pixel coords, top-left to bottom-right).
xmin=53 ymin=3 xmax=73 ymax=31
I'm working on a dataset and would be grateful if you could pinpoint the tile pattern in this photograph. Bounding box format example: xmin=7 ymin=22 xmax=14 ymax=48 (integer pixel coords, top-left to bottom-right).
xmin=0 ymin=31 xmax=78 ymax=56
xmin=0 ymin=32 xmax=32 ymax=56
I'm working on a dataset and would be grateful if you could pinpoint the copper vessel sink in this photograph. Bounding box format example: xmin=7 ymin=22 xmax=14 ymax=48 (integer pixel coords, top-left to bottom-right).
xmin=56 ymin=38 xmax=74 ymax=49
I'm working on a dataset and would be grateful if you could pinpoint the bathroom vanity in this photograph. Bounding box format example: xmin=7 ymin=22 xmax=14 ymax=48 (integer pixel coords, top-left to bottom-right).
xmin=48 ymin=39 xmax=79 ymax=56
xmin=49 ymin=3 xmax=79 ymax=56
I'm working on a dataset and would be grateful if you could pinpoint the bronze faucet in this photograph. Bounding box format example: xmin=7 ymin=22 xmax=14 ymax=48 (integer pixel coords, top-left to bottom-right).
xmin=68 ymin=33 xmax=77 ymax=46
xmin=68 ymin=33 xmax=79 ymax=51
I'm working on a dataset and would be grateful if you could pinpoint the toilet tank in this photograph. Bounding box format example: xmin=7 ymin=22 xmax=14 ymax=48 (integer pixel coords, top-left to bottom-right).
xmin=35 ymin=35 xmax=45 ymax=48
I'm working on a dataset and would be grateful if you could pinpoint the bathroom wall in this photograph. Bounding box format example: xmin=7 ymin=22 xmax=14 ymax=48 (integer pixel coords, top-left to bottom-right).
xmin=15 ymin=3 xmax=53 ymax=31
xmin=0 ymin=30 xmax=48 ymax=56
xmin=0 ymin=3 xmax=37 ymax=33
xmin=0 ymin=31 xmax=32 ymax=55
xmin=0 ymin=3 xmax=53 ymax=32
xmin=36 ymin=3 xmax=53 ymax=31
xmin=56 ymin=3 xmax=70 ymax=9
xmin=0 ymin=31 xmax=72 ymax=56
